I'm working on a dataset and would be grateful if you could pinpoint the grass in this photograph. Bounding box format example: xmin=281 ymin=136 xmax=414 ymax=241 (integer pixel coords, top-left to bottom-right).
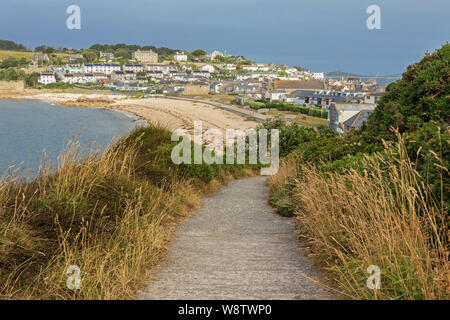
xmin=0 ymin=50 xmax=68 ymax=61
xmin=294 ymin=114 xmax=328 ymax=128
xmin=268 ymin=134 xmax=449 ymax=299
xmin=0 ymin=125 xmax=256 ymax=299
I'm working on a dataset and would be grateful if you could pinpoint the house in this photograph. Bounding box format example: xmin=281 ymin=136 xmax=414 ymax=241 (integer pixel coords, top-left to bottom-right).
xmin=174 ymin=52 xmax=187 ymax=62
xmin=224 ymin=64 xmax=236 ymax=70
xmin=192 ymin=70 xmax=210 ymax=79
xmin=123 ymin=64 xmax=144 ymax=73
xmin=328 ymin=103 xmax=376 ymax=135
xmin=242 ymin=65 xmax=258 ymax=72
xmin=237 ymin=73 xmax=252 ymax=81
xmin=65 ymin=64 xmax=83 ymax=73
xmin=83 ymin=63 xmax=120 ymax=74
xmin=100 ymin=52 xmax=115 ymax=59
xmin=342 ymin=110 xmax=374 ymax=133
xmin=364 ymin=91 xmax=384 ymax=105
xmin=38 ymin=72 xmax=56 ymax=85
xmin=132 ymin=49 xmax=158 ymax=63
xmin=111 ymin=71 xmax=125 ymax=81
xmin=209 ymin=50 xmax=224 ymax=61
xmin=146 ymin=71 xmax=164 ymax=80
xmin=32 ymin=53 xmax=50 ymax=64
xmin=182 ymin=82 xmax=210 ymax=96
xmin=199 ymin=65 xmax=215 ymax=73
xmin=313 ymin=72 xmax=325 ymax=80
xmin=62 ymin=73 xmax=85 ymax=84
xmin=265 ymin=90 xmax=286 ymax=102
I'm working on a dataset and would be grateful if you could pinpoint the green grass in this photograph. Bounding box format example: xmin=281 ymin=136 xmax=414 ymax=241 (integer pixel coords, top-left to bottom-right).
xmin=0 ymin=125 xmax=257 ymax=299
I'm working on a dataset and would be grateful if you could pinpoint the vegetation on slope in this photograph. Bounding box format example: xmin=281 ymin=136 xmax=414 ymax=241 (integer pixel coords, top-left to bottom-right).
xmin=0 ymin=125 xmax=256 ymax=299
xmin=267 ymin=44 xmax=449 ymax=299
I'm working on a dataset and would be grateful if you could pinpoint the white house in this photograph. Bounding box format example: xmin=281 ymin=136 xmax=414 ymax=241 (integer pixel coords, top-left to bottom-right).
xmin=209 ymin=50 xmax=224 ymax=61
xmin=174 ymin=52 xmax=187 ymax=62
xmin=199 ymin=65 xmax=215 ymax=73
xmin=242 ymin=65 xmax=258 ymax=72
xmin=236 ymin=73 xmax=252 ymax=81
xmin=65 ymin=64 xmax=83 ymax=73
xmin=224 ymin=64 xmax=236 ymax=70
xmin=265 ymin=90 xmax=286 ymax=102
xmin=313 ymin=72 xmax=325 ymax=80
xmin=83 ymin=63 xmax=121 ymax=74
xmin=38 ymin=72 xmax=56 ymax=85
xmin=123 ymin=64 xmax=144 ymax=73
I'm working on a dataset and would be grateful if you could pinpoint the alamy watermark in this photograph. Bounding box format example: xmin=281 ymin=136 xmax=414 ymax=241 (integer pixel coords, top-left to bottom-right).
xmin=66 ymin=5 xmax=81 ymax=30
xmin=366 ymin=265 xmax=381 ymax=290
xmin=366 ymin=5 xmax=381 ymax=30
xmin=66 ymin=265 xmax=81 ymax=290
xmin=171 ymin=121 xmax=279 ymax=175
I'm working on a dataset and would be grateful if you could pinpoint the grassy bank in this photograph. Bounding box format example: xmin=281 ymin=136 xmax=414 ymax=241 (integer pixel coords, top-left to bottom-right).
xmin=0 ymin=125 xmax=256 ymax=299
xmin=268 ymin=135 xmax=448 ymax=299
xmin=266 ymin=44 xmax=449 ymax=299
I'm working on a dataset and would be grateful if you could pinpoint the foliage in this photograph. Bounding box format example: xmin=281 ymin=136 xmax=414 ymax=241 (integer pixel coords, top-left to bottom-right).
xmin=0 ymin=40 xmax=27 ymax=51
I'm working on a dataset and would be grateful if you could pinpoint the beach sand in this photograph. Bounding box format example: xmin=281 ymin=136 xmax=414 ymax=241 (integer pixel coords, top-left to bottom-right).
xmin=15 ymin=92 xmax=259 ymax=131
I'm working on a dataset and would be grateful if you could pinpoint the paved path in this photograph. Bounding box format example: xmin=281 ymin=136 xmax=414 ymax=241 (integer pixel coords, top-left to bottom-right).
xmin=139 ymin=177 xmax=333 ymax=300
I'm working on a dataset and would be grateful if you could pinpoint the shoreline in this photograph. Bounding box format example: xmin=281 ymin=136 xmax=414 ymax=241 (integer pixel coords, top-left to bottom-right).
xmin=0 ymin=91 xmax=260 ymax=131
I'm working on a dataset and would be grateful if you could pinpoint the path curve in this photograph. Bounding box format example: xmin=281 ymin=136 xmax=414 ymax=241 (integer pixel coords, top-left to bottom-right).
xmin=138 ymin=177 xmax=333 ymax=300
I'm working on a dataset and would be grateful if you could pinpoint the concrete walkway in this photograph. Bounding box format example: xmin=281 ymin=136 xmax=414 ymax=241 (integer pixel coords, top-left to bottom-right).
xmin=139 ymin=177 xmax=333 ymax=300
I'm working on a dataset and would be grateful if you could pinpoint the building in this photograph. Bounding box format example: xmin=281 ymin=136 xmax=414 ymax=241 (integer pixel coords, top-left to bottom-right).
xmin=38 ymin=72 xmax=56 ymax=85
xmin=100 ymin=52 xmax=115 ymax=59
xmin=65 ymin=64 xmax=83 ymax=73
xmin=123 ymin=64 xmax=144 ymax=73
xmin=132 ymin=49 xmax=158 ymax=63
xmin=313 ymin=72 xmax=325 ymax=80
xmin=224 ymin=64 xmax=236 ymax=70
xmin=174 ymin=52 xmax=187 ymax=62
xmin=199 ymin=65 xmax=215 ymax=73
xmin=209 ymin=50 xmax=224 ymax=61
xmin=32 ymin=53 xmax=50 ymax=64
xmin=265 ymin=90 xmax=286 ymax=102
xmin=342 ymin=110 xmax=374 ymax=133
xmin=328 ymin=103 xmax=376 ymax=135
xmin=83 ymin=63 xmax=121 ymax=74
xmin=364 ymin=92 xmax=384 ymax=105
xmin=62 ymin=73 xmax=107 ymax=84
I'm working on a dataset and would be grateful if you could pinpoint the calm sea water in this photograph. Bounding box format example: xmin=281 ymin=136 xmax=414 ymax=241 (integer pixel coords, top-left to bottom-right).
xmin=0 ymin=99 xmax=143 ymax=178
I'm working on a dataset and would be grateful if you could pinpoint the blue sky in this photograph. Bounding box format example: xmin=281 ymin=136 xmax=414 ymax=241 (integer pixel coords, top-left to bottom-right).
xmin=1 ymin=0 xmax=449 ymax=75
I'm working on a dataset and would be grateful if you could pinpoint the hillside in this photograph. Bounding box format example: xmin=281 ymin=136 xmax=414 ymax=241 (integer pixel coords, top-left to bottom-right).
xmin=266 ymin=43 xmax=449 ymax=300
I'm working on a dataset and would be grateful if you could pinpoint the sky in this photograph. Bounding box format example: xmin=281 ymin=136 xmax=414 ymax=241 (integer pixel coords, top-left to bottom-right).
xmin=1 ymin=0 xmax=449 ymax=75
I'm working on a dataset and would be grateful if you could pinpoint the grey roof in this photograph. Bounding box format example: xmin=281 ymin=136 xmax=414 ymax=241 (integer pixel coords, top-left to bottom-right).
xmin=343 ymin=110 xmax=374 ymax=129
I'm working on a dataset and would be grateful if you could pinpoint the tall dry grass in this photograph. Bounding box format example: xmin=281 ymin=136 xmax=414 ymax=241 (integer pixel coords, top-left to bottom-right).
xmin=270 ymin=135 xmax=449 ymax=299
xmin=0 ymin=125 xmax=252 ymax=299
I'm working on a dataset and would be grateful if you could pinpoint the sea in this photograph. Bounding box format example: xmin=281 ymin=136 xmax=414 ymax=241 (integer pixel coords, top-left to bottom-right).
xmin=0 ymin=99 xmax=145 ymax=178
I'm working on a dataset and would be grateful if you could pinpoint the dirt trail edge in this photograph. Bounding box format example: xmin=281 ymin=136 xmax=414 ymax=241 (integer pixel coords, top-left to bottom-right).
xmin=138 ymin=177 xmax=334 ymax=300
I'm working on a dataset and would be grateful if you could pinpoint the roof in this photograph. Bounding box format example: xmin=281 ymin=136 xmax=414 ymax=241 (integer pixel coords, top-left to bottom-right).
xmin=275 ymin=80 xmax=325 ymax=90
xmin=343 ymin=110 xmax=374 ymax=128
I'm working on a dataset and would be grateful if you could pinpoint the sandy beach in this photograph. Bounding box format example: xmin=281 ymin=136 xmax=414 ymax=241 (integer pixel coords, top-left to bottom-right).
xmin=6 ymin=91 xmax=259 ymax=132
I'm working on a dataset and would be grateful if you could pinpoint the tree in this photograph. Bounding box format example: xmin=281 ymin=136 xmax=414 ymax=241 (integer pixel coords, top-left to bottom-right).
xmin=115 ymin=48 xmax=130 ymax=59
xmin=191 ymin=49 xmax=207 ymax=57
xmin=0 ymin=40 xmax=28 ymax=51
xmin=363 ymin=43 xmax=450 ymax=140
xmin=82 ymin=50 xmax=98 ymax=62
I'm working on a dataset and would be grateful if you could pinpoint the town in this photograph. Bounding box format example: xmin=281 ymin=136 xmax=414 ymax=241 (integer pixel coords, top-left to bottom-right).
xmin=2 ymin=43 xmax=390 ymax=135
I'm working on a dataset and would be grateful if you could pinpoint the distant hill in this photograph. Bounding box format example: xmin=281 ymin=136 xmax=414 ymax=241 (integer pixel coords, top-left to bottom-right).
xmin=326 ymin=70 xmax=402 ymax=79
xmin=326 ymin=71 xmax=364 ymax=78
